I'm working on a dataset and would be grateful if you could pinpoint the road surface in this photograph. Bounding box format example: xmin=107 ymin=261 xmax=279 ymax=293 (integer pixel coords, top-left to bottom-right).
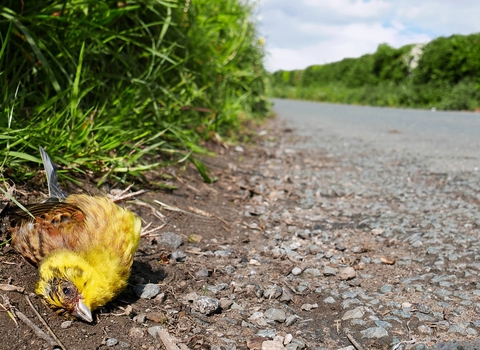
xmin=272 ymin=98 xmax=480 ymax=173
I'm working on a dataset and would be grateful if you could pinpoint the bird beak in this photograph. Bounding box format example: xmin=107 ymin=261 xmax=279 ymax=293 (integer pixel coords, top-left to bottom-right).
xmin=73 ymin=298 xmax=93 ymax=323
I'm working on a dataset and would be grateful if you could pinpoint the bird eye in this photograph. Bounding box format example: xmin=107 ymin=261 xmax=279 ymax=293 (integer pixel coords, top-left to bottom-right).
xmin=63 ymin=287 xmax=71 ymax=296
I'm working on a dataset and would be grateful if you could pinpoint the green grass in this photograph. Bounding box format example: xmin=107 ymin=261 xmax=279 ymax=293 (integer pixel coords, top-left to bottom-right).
xmin=0 ymin=0 xmax=269 ymax=185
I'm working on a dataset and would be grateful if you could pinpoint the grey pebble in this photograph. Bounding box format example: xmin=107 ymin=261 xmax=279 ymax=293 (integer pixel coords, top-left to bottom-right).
xmin=60 ymin=321 xmax=72 ymax=329
xmin=106 ymin=338 xmax=119 ymax=347
xmin=157 ymin=231 xmax=183 ymax=248
xmin=361 ymin=326 xmax=388 ymax=339
xmin=285 ymin=315 xmax=299 ymax=326
xmin=380 ymin=284 xmax=393 ymax=293
xmin=265 ymin=308 xmax=286 ymax=322
xmin=324 ymin=296 xmax=336 ymax=304
xmin=342 ymin=306 xmax=365 ymax=320
xmin=171 ymin=250 xmax=187 ymax=262
xmin=264 ymin=285 xmax=283 ymax=299
xmin=133 ymin=313 xmax=146 ymax=323
xmin=257 ymin=329 xmax=276 ymax=339
xmin=133 ymin=283 xmax=161 ymax=299
xmin=128 ymin=327 xmax=144 ymax=338
xmin=195 ymin=268 xmax=209 ymax=278
xmin=214 ymin=250 xmax=233 ymax=257
xmin=148 ymin=326 xmax=164 ymax=339
xmin=323 ymin=266 xmax=337 ymax=276
xmin=303 ymin=268 xmax=321 ymax=277
xmin=291 ymin=267 xmax=302 ymax=275
xmin=339 ymin=267 xmax=356 ymax=280
xmin=192 ymin=296 xmax=220 ymax=315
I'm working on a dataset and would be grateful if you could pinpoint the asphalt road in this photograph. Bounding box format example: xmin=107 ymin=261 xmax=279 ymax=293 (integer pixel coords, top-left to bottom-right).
xmin=272 ymin=98 xmax=480 ymax=173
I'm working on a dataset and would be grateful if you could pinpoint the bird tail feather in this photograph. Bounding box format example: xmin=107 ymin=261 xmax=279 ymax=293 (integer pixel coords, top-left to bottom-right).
xmin=39 ymin=147 xmax=67 ymax=200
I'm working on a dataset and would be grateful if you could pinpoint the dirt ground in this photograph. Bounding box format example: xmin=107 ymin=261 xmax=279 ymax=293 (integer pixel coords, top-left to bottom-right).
xmin=0 ymin=120 xmax=303 ymax=350
xmin=1 ymin=117 xmax=478 ymax=350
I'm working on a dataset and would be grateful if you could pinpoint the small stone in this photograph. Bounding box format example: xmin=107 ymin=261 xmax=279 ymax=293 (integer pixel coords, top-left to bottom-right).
xmin=283 ymin=334 xmax=293 ymax=345
xmin=339 ymin=267 xmax=356 ymax=281
xmin=106 ymin=338 xmax=119 ymax=347
xmin=361 ymin=326 xmax=388 ymax=339
xmin=417 ymin=325 xmax=433 ymax=335
xmin=157 ymin=231 xmax=183 ymax=248
xmin=324 ymin=296 xmax=336 ymax=304
xmin=220 ymin=298 xmax=234 ymax=310
xmin=291 ymin=267 xmax=302 ymax=276
xmin=264 ymin=285 xmax=283 ymax=299
xmin=249 ymin=259 xmax=261 ymax=266
xmin=195 ymin=268 xmax=209 ymax=278
xmin=231 ymin=302 xmax=244 ymax=311
xmin=323 ymin=266 xmax=337 ymax=276
xmin=262 ymin=340 xmax=285 ymax=350
xmin=280 ymin=287 xmax=294 ymax=302
xmin=257 ymin=329 xmax=276 ymax=339
xmin=133 ymin=313 xmax=146 ymax=323
xmin=249 ymin=312 xmax=264 ymax=321
xmin=154 ymin=292 xmax=166 ymax=304
xmin=207 ymin=283 xmax=229 ymax=294
xmin=335 ymin=243 xmax=346 ymax=251
xmin=148 ymin=326 xmax=164 ymax=339
xmin=342 ymin=307 xmax=365 ymax=320
xmin=284 ymin=315 xmax=298 ymax=326
xmin=303 ymin=268 xmax=321 ymax=277
xmin=380 ymin=284 xmax=393 ymax=293
xmin=133 ymin=283 xmax=161 ymax=299
xmin=129 ymin=327 xmax=144 ymax=338
xmin=214 ymin=250 xmax=233 ymax=257
xmin=223 ymin=265 xmax=236 ymax=274
xmin=146 ymin=312 xmax=166 ymax=323
xmin=247 ymin=337 xmax=268 ymax=350
xmin=171 ymin=250 xmax=187 ymax=262
xmin=290 ymin=339 xmax=306 ymax=349
xmin=60 ymin=321 xmax=72 ymax=329
xmin=119 ymin=342 xmax=130 ymax=349
xmin=265 ymin=308 xmax=286 ymax=322
xmin=300 ymin=303 xmax=318 ymax=311
xmin=192 ymin=296 xmax=220 ymax=315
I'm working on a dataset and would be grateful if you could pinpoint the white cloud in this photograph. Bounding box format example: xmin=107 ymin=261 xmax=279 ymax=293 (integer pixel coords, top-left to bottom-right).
xmin=257 ymin=0 xmax=480 ymax=71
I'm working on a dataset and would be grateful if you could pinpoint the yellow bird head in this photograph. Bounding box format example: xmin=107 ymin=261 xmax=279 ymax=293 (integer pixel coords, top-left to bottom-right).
xmin=35 ymin=250 xmax=102 ymax=323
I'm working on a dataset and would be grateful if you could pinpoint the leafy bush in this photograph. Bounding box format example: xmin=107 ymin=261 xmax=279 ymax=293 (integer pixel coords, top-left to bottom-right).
xmin=270 ymin=33 xmax=480 ymax=111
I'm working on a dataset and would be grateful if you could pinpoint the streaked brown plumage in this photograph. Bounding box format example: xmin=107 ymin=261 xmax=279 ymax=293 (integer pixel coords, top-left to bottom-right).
xmin=1 ymin=147 xmax=142 ymax=322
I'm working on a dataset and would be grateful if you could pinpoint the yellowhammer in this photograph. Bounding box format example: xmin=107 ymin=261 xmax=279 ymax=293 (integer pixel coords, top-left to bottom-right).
xmin=1 ymin=147 xmax=142 ymax=322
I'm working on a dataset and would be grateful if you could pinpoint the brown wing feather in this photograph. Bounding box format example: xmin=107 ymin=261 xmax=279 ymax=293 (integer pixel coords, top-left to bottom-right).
xmin=5 ymin=201 xmax=86 ymax=265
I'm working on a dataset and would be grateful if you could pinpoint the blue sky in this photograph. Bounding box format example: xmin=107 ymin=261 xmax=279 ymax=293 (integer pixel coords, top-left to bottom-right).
xmin=256 ymin=0 xmax=480 ymax=72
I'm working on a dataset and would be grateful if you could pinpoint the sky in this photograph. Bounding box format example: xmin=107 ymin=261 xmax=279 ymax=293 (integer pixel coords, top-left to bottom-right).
xmin=256 ymin=0 xmax=480 ymax=72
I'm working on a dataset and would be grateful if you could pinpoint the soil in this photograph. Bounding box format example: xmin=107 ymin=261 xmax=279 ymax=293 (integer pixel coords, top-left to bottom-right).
xmin=0 ymin=117 xmax=478 ymax=350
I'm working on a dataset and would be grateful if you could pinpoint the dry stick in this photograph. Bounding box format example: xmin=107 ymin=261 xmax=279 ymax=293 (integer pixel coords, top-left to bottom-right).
xmin=15 ymin=310 xmax=58 ymax=348
xmin=346 ymin=332 xmax=365 ymax=350
xmin=157 ymin=328 xmax=187 ymax=350
xmin=25 ymin=295 xmax=67 ymax=350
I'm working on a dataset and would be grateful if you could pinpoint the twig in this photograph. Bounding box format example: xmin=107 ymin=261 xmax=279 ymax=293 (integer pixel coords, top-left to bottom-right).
xmin=135 ymin=200 xmax=166 ymax=220
xmin=108 ymin=184 xmax=146 ymax=202
xmin=25 ymin=295 xmax=67 ymax=350
xmin=157 ymin=328 xmax=183 ymax=350
xmin=392 ymin=339 xmax=416 ymax=350
xmin=346 ymin=332 xmax=365 ymax=350
xmin=0 ymin=283 xmax=25 ymax=293
xmin=184 ymin=249 xmax=209 ymax=256
xmin=141 ymin=222 xmax=168 ymax=237
xmin=15 ymin=310 xmax=58 ymax=348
